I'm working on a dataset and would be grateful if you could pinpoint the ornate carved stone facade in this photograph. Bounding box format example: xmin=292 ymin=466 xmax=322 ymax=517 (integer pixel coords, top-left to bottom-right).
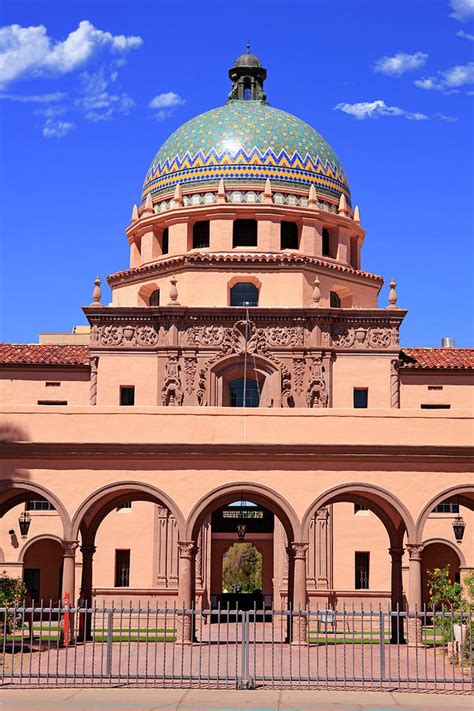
xmin=85 ymin=309 xmax=404 ymax=409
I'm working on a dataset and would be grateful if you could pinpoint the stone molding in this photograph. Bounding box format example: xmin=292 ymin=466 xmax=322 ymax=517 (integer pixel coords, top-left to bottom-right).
xmin=107 ymin=252 xmax=382 ymax=288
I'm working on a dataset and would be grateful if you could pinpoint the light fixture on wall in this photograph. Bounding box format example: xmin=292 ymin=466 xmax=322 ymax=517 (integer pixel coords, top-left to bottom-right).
xmin=19 ymin=510 xmax=31 ymax=539
xmin=452 ymin=496 xmax=466 ymax=543
xmin=237 ymin=494 xmax=246 ymax=540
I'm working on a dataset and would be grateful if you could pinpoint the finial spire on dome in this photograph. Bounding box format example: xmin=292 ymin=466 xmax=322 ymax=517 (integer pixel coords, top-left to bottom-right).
xmin=228 ymin=46 xmax=267 ymax=102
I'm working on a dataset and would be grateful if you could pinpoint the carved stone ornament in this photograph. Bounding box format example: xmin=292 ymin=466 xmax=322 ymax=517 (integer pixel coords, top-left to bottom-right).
xmin=332 ymin=324 xmax=398 ymax=349
xmin=177 ymin=541 xmax=198 ymax=558
xmin=290 ymin=542 xmax=309 ymax=559
xmin=162 ymin=356 xmax=184 ymax=406
xmin=93 ymin=323 xmax=159 ymax=348
xmin=292 ymin=358 xmax=306 ymax=396
xmin=183 ymin=356 xmax=198 ymax=394
xmin=187 ymin=321 xmax=303 ymax=353
xmin=62 ymin=540 xmax=79 ymax=557
xmin=406 ymin=543 xmax=424 ymax=561
xmin=306 ymin=356 xmax=328 ymax=408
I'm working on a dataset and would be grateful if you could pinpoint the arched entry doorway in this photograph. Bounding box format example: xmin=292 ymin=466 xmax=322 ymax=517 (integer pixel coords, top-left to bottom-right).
xmin=22 ymin=536 xmax=63 ymax=603
xmin=421 ymin=540 xmax=462 ymax=608
xmin=184 ymin=483 xmax=301 ymax=640
xmin=210 ymin=501 xmax=273 ymax=611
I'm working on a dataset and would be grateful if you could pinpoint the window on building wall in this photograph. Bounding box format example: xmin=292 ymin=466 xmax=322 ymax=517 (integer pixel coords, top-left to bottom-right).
xmin=149 ymin=289 xmax=160 ymax=306
xmin=353 ymin=388 xmax=368 ymax=409
xmin=420 ymin=404 xmax=451 ymax=409
xmin=162 ymin=228 xmax=169 ymax=255
xmin=230 ymin=282 xmax=259 ymax=307
xmin=115 ymin=550 xmax=130 ymax=587
xmin=243 ymin=80 xmax=252 ymax=100
xmin=229 ymin=378 xmax=260 ymax=407
xmin=355 ymin=552 xmax=369 ymax=589
xmin=120 ymin=386 xmax=135 ymax=406
xmin=322 ymin=228 xmax=330 ymax=256
xmin=193 ymin=220 xmax=210 ymax=249
xmin=330 ymin=291 xmax=341 ymax=308
xmin=37 ymin=400 xmax=67 ymax=405
xmin=433 ymin=501 xmax=460 ymax=514
xmin=354 ymin=503 xmax=368 ymax=513
xmin=280 ymin=221 xmax=299 ymax=250
xmin=26 ymin=498 xmax=56 ymax=511
xmin=233 ymin=219 xmax=257 ymax=247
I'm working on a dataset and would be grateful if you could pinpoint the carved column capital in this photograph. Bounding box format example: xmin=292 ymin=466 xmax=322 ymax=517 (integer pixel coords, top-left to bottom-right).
xmin=406 ymin=543 xmax=424 ymax=561
xmin=388 ymin=546 xmax=404 ymax=562
xmin=316 ymin=507 xmax=330 ymax=521
xmin=62 ymin=540 xmax=79 ymax=558
xmin=80 ymin=544 xmax=97 ymax=560
xmin=289 ymin=542 xmax=308 ymax=560
xmin=178 ymin=541 xmax=197 ymax=559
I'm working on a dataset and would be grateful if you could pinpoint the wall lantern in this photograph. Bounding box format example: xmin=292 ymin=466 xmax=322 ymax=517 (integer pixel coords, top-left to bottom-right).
xmin=19 ymin=510 xmax=31 ymax=539
xmin=452 ymin=515 xmax=466 ymax=543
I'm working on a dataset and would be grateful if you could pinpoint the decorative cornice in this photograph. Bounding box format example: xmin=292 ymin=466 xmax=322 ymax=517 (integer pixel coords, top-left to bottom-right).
xmin=1 ymin=441 xmax=471 ymax=464
xmin=107 ymin=252 xmax=383 ymax=288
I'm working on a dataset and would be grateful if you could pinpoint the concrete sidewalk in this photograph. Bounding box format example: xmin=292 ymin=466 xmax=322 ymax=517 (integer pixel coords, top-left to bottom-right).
xmin=0 ymin=688 xmax=472 ymax=710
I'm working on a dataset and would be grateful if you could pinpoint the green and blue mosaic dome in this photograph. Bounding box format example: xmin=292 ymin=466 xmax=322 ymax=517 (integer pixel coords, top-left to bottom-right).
xmin=142 ymin=101 xmax=351 ymax=205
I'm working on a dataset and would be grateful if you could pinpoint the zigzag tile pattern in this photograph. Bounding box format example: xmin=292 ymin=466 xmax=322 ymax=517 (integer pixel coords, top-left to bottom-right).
xmin=142 ymin=101 xmax=351 ymax=203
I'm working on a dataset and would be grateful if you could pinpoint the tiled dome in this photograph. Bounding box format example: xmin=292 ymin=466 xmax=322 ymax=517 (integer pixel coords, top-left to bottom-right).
xmin=142 ymin=101 xmax=350 ymax=205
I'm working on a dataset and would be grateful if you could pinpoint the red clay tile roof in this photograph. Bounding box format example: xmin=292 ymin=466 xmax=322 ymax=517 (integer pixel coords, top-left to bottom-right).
xmin=107 ymin=252 xmax=384 ymax=286
xmin=0 ymin=344 xmax=471 ymax=370
xmin=0 ymin=344 xmax=90 ymax=367
xmin=400 ymin=348 xmax=474 ymax=370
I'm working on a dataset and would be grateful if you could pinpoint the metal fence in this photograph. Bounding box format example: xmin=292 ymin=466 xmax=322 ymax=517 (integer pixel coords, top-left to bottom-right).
xmin=1 ymin=603 xmax=472 ymax=691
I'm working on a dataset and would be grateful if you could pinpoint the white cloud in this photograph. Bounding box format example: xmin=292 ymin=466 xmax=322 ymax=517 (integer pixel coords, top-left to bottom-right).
xmin=449 ymin=0 xmax=474 ymax=21
xmin=77 ymin=68 xmax=135 ymax=121
xmin=436 ymin=113 xmax=458 ymax=122
xmin=414 ymin=61 xmax=474 ymax=92
xmin=0 ymin=20 xmax=142 ymax=84
xmin=457 ymin=29 xmax=474 ymax=40
xmin=149 ymin=92 xmax=185 ymax=109
xmin=42 ymin=118 xmax=75 ymax=138
xmin=0 ymin=91 xmax=65 ymax=102
xmin=334 ymin=99 xmax=428 ymax=121
xmin=374 ymin=51 xmax=428 ymax=77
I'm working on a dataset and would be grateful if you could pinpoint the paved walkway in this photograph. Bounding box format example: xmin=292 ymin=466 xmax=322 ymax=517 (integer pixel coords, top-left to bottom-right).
xmin=0 ymin=688 xmax=472 ymax=710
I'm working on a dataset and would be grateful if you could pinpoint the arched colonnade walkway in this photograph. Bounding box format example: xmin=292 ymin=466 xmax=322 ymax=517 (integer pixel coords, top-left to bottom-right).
xmin=1 ymin=480 xmax=473 ymax=642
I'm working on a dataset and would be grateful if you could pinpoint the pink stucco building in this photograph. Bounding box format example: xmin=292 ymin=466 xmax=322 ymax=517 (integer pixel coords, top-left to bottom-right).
xmin=0 ymin=51 xmax=473 ymax=641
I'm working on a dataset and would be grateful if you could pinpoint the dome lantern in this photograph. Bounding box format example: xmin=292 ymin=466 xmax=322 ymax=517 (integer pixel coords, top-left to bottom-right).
xmin=228 ymin=43 xmax=267 ymax=102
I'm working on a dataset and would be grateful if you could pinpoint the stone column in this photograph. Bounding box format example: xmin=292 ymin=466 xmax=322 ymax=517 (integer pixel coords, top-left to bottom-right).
xmin=389 ymin=547 xmax=405 ymax=643
xmin=290 ymin=542 xmax=308 ymax=643
xmin=89 ymin=356 xmax=98 ymax=406
xmin=406 ymin=543 xmax=424 ymax=644
xmin=80 ymin=544 xmax=96 ymax=641
xmin=61 ymin=541 xmax=78 ymax=644
xmin=61 ymin=541 xmax=78 ymax=601
xmin=177 ymin=541 xmax=197 ymax=643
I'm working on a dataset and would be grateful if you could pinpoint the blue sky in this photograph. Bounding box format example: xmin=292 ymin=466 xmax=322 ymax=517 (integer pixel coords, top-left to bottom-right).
xmin=0 ymin=0 xmax=473 ymax=347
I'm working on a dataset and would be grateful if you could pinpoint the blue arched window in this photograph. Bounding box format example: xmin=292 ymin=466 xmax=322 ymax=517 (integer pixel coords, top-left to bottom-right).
xmin=229 ymin=378 xmax=259 ymax=407
xmin=230 ymin=282 xmax=259 ymax=307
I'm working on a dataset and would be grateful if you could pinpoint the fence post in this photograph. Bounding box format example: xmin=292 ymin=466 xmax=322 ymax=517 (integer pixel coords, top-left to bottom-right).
xmin=106 ymin=609 xmax=114 ymax=677
xmin=379 ymin=609 xmax=385 ymax=681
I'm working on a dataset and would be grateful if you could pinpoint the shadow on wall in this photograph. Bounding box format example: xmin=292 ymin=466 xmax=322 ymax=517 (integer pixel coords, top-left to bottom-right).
xmin=0 ymin=422 xmax=30 ymax=442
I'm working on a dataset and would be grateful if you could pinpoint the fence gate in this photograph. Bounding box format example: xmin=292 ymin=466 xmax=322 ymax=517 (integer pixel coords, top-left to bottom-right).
xmin=1 ymin=604 xmax=472 ymax=690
